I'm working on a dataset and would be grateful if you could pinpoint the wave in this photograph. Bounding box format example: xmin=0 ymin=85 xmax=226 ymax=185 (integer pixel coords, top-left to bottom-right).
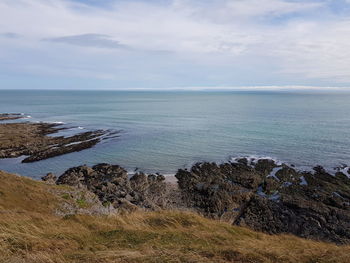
xmin=330 ymin=166 xmax=350 ymax=178
xmin=228 ymin=155 xmax=350 ymax=178
xmin=229 ymin=155 xmax=283 ymax=166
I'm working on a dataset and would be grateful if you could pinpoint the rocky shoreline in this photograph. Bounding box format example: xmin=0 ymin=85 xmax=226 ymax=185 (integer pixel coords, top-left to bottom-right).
xmin=0 ymin=113 xmax=118 ymax=162
xmin=176 ymin=159 xmax=350 ymax=244
xmin=1 ymin=113 xmax=350 ymax=244
xmin=2 ymin=170 xmax=349 ymax=263
xmin=0 ymin=113 xmax=27 ymax=121
xmin=43 ymin=158 xmax=350 ymax=245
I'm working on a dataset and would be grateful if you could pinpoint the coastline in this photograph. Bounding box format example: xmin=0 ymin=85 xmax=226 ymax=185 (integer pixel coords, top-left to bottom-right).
xmin=0 ymin=113 xmax=118 ymax=163
xmin=39 ymin=158 xmax=350 ymax=245
xmin=1 ymin=113 xmax=350 ymax=245
xmin=2 ymin=169 xmax=349 ymax=263
xmin=2 ymin=90 xmax=350 ymax=177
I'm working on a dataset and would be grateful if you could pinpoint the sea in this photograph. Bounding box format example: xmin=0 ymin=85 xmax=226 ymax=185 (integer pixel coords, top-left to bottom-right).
xmin=1 ymin=89 xmax=350 ymax=179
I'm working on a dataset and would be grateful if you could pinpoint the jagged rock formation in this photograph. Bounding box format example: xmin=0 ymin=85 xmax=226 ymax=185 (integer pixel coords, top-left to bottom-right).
xmin=41 ymin=173 xmax=57 ymax=184
xmin=175 ymin=158 xmax=350 ymax=244
xmin=56 ymin=164 xmax=180 ymax=212
xmin=54 ymin=159 xmax=350 ymax=244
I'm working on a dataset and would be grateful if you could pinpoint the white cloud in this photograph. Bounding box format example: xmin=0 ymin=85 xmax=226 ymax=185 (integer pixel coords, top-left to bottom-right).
xmin=1 ymin=0 xmax=350 ymax=88
xmin=172 ymin=0 xmax=323 ymax=21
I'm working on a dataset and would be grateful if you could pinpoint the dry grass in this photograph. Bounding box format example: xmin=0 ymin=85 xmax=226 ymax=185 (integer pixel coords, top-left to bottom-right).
xmin=0 ymin=171 xmax=349 ymax=263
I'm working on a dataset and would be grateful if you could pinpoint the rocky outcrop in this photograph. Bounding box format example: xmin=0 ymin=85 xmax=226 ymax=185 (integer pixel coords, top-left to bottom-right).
xmin=41 ymin=173 xmax=57 ymax=184
xmin=56 ymin=164 xmax=180 ymax=212
xmin=0 ymin=117 xmax=118 ymax=162
xmin=175 ymin=158 xmax=350 ymax=244
xmin=54 ymin=159 xmax=350 ymax=244
xmin=0 ymin=113 xmax=25 ymax=121
xmin=21 ymin=131 xmax=107 ymax=163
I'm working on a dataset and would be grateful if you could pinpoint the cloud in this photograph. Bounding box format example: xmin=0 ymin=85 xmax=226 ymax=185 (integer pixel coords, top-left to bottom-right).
xmin=0 ymin=0 xmax=350 ymax=89
xmin=0 ymin=32 xmax=20 ymax=39
xmin=44 ymin=34 xmax=127 ymax=49
xmin=225 ymin=0 xmax=322 ymax=17
xmin=172 ymin=0 xmax=323 ymax=22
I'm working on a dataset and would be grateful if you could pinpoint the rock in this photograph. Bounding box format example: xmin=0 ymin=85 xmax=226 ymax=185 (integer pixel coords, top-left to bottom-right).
xmin=175 ymin=162 xmax=255 ymax=220
xmin=254 ymin=158 xmax=276 ymax=175
xmin=130 ymin=172 xmax=149 ymax=193
xmin=41 ymin=173 xmax=57 ymax=184
xmin=56 ymin=165 xmax=96 ymax=188
xmin=22 ymin=138 xmax=101 ymax=163
xmin=0 ymin=118 xmax=117 ymax=163
xmin=56 ymin=159 xmax=350 ymax=244
xmin=176 ymin=158 xmax=350 ymax=244
xmin=57 ymin=164 xmax=179 ymax=211
xmin=0 ymin=113 xmax=24 ymax=121
xmin=53 ymin=187 xmax=114 ymax=217
xmin=116 ymin=199 xmax=138 ymax=213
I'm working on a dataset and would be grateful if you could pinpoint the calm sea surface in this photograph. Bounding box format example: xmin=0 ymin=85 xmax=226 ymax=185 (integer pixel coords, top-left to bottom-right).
xmin=1 ymin=90 xmax=350 ymax=179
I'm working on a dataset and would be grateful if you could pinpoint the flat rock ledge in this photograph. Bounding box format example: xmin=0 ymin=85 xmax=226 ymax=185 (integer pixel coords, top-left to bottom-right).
xmin=50 ymin=159 xmax=350 ymax=245
xmin=0 ymin=113 xmax=26 ymax=121
xmin=0 ymin=114 xmax=119 ymax=162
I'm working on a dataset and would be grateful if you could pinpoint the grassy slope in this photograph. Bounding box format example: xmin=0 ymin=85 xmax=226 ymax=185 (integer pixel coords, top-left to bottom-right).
xmin=0 ymin=171 xmax=349 ymax=263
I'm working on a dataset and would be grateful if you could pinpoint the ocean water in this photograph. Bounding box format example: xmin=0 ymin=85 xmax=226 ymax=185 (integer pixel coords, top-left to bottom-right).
xmin=1 ymin=90 xmax=350 ymax=179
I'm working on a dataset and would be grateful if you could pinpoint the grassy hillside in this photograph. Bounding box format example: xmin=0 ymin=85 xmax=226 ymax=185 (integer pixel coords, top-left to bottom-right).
xmin=0 ymin=171 xmax=349 ymax=263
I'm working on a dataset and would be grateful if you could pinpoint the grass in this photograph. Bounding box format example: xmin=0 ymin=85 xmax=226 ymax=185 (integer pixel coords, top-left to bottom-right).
xmin=76 ymin=192 xmax=89 ymax=208
xmin=0 ymin=171 xmax=349 ymax=263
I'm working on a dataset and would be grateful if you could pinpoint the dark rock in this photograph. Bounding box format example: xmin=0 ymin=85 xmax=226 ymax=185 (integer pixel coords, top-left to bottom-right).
xmin=57 ymin=164 xmax=177 ymax=211
xmin=56 ymin=159 xmax=350 ymax=244
xmin=176 ymin=158 xmax=350 ymax=244
xmin=175 ymin=162 xmax=254 ymax=221
xmin=41 ymin=173 xmax=57 ymax=184
xmin=0 ymin=113 xmax=24 ymax=121
xmin=254 ymin=158 xmax=276 ymax=175
xmin=22 ymin=130 xmax=108 ymax=163
xmin=0 ymin=117 xmax=118 ymax=163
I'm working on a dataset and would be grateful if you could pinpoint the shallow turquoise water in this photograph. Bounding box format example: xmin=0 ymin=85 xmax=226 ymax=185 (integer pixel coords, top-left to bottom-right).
xmin=1 ymin=90 xmax=350 ymax=179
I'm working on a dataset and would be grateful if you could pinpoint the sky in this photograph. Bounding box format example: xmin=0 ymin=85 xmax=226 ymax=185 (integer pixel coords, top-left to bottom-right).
xmin=1 ymin=0 xmax=350 ymax=90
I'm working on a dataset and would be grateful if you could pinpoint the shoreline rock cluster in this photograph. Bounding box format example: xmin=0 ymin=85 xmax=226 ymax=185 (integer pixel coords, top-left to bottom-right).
xmin=176 ymin=158 xmax=350 ymax=244
xmin=48 ymin=164 xmax=182 ymax=212
xmin=3 ymin=112 xmax=350 ymax=244
xmin=0 ymin=113 xmax=26 ymax=121
xmin=46 ymin=158 xmax=350 ymax=245
xmin=0 ymin=113 xmax=118 ymax=162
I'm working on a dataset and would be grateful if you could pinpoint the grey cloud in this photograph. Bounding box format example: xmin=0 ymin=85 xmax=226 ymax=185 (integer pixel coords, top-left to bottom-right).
xmin=0 ymin=32 xmax=21 ymax=39
xmin=44 ymin=34 xmax=128 ymax=49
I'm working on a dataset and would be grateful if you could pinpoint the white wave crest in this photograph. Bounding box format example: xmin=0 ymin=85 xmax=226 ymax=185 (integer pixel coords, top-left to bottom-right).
xmin=229 ymin=155 xmax=283 ymax=167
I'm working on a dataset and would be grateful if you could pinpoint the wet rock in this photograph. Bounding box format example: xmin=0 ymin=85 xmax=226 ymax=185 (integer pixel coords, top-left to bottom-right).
xmin=0 ymin=113 xmax=24 ymax=121
xmin=22 ymin=130 xmax=107 ymax=163
xmin=22 ymin=139 xmax=101 ymax=163
xmin=0 ymin=117 xmax=117 ymax=163
xmin=254 ymin=158 xmax=277 ymax=175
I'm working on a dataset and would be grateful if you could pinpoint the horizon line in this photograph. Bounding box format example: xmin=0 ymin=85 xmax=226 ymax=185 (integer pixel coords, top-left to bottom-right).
xmin=1 ymin=85 xmax=350 ymax=92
